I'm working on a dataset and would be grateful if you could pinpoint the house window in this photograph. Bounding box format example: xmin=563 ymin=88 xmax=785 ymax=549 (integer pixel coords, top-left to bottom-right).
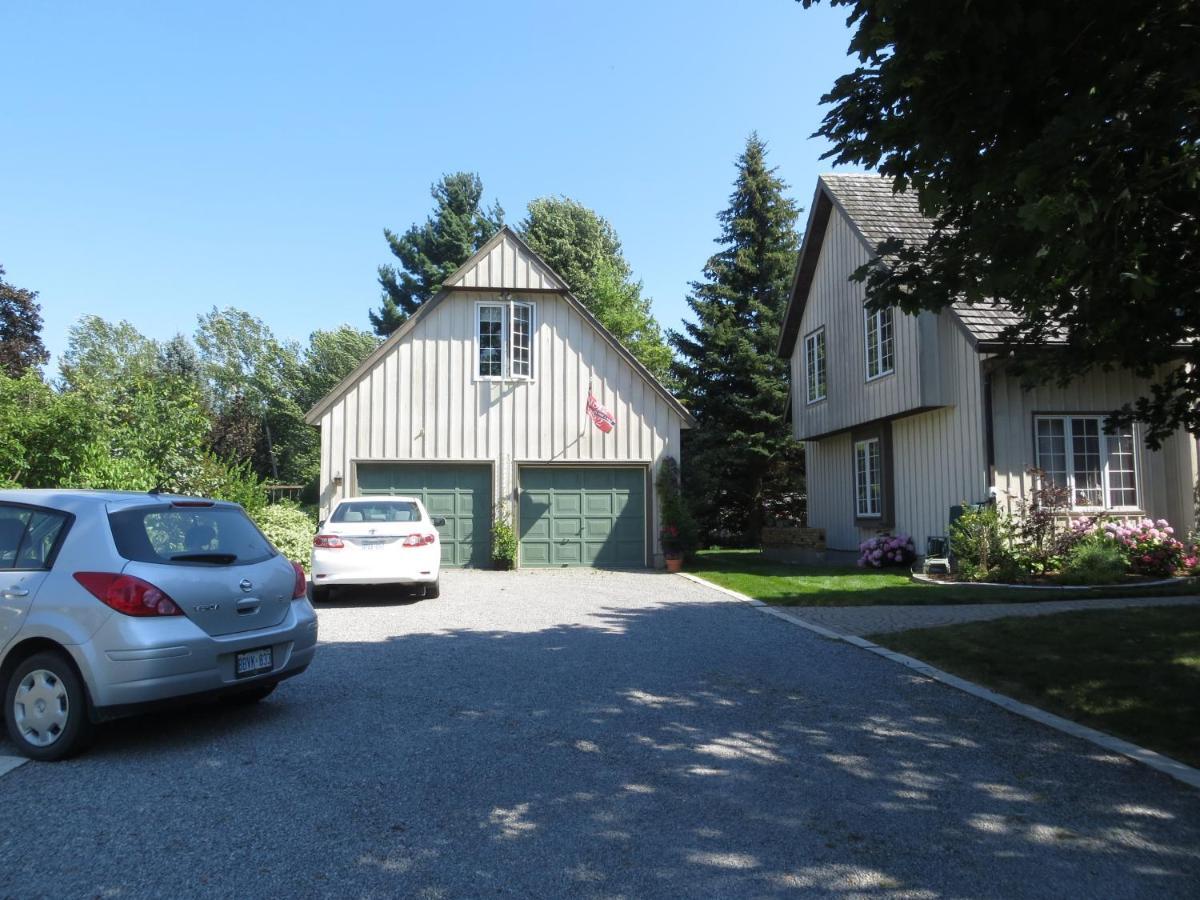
xmin=477 ymin=300 xmax=535 ymax=380
xmin=1034 ymin=415 xmax=1139 ymax=510
xmin=477 ymin=304 xmax=505 ymax=378
xmin=854 ymin=438 xmax=882 ymax=517
xmin=804 ymin=327 xmax=826 ymax=403
xmin=864 ymin=307 xmax=894 ymax=380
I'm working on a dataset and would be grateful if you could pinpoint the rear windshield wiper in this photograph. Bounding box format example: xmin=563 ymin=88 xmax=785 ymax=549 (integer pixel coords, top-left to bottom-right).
xmin=169 ymin=552 xmax=239 ymax=564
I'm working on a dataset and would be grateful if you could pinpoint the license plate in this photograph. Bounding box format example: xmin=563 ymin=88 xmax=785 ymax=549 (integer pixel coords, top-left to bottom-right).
xmin=235 ymin=647 xmax=273 ymax=678
xmin=360 ymin=539 xmax=389 ymax=550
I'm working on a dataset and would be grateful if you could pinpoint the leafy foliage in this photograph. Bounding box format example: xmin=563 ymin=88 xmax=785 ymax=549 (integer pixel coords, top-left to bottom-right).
xmin=655 ymin=456 xmax=698 ymax=558
xmin=801 ymin=0 xmax=1200 ymax=445
xmin=521 ymin=197 xmax=673 ymax=381
xmin=255 ymin=501 xmax=316 ymax=566
xmin=669 ymin=135 xmax=802 ymax=543
xmin=0 ymin=265 xmax=48 ymax=376
xmin=949 ymin=503 xmax=1019 ymax=582
xmin=371 ymin=172 xmax=504 ymax=336
xmin=491 ymin=504 xmax=517 ymax=569
xmin=1058 ymin=534 xmax=1128 ymax=586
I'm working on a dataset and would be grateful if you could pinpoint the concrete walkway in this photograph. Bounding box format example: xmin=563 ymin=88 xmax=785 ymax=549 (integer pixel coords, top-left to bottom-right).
xmin=773 ymin=594 xmax=1200 ymax=636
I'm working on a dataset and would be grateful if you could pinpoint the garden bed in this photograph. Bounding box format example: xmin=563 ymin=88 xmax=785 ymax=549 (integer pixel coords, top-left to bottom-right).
xmin=911 ymin=571 xmax=1189 ymax=591
xmin=687 ymin=550 xmax=1200 ymax=607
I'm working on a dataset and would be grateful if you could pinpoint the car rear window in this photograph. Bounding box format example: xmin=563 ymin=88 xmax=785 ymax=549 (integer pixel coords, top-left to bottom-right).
xmin=108 ymin=504 xmax=275 ymax=566
xmin=331 ymin=501 xmax=421 ymax=523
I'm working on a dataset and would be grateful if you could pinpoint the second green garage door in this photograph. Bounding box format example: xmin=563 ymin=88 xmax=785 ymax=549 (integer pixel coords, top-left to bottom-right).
xmin=519 ymin=467 xmax=646 ymax=568
xmin=356 ymin=463 xmax=491 ymax=567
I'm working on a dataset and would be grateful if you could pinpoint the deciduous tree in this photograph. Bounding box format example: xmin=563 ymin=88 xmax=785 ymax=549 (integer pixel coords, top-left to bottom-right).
xmin=0 ymin=266 xmax=48 ymax=376
xmin=801 ymin=0 xmax=1200 ymax=445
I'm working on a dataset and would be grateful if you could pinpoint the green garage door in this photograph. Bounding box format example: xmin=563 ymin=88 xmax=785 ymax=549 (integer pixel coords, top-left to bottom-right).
xmin=519 ymin=467 xmax=646 ymax=568
xmin=356 ymin=463 xmax=491 ymax=567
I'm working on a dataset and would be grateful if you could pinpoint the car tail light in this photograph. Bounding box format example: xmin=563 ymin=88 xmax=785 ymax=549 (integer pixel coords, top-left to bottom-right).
xmin=402 ymin=533 xmax=437 ymax=548
xmin=290 ymin=561 xmax=307 ymax=599
xmin=73 ymin=572 xmax=182 ymax=617
xmin=313 ymin=534 xmax=344 ymax=549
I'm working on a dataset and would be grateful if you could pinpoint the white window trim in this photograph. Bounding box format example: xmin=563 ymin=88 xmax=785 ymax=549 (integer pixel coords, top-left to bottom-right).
xmin=474 ymin=299 xmax=537 ymax=383
xmin=804 ymin=327 xmax=826 ymax=404
xmin=1033 ymin=414 xmax=1142 ymax=512
xmin=864 ymin=307 xmax=895 ymax=382
xmin=854 ymin=438 xmax=882 ymax=518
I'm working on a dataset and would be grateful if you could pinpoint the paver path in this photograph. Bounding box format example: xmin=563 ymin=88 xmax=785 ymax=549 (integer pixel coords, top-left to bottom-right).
xmin=774 ymin=594 xmax=1200 ymax=636
xmin=1 ymin=569 xmax=1197 ymax=898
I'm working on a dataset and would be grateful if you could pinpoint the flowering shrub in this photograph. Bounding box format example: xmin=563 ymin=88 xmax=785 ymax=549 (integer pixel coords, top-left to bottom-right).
xmin=858 ymin=533 xmax=916 ymax=568
xmin=1102 ymin=518 xmax=1186 ymax=576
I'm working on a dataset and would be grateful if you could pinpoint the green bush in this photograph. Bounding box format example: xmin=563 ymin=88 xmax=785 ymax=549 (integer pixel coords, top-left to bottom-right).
xmin=1057 ymin=534 xmax=1128 ymax=585
xmin=491 ymin=505 xmax=517 ymax=569
xmin=950 ymin=502 xmax=1019 ymax=581
xmin=254 ymin=501 xmax=316 ymax=566
xmin=656 ymin=456 xmax=698 ymax=558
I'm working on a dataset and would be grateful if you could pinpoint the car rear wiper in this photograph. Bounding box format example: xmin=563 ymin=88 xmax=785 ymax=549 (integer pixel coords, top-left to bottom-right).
xmin=169 ymin=552 xmax=239 ymax=564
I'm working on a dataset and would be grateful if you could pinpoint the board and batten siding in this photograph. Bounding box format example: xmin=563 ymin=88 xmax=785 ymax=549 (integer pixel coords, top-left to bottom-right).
xmin=808 ymin=312 xmax=987 ymax=552
xmin=790 ymin=206 xmax=927 ymax=440
xmin=990 ymin=367 xmax=1198 ymax=532
xmin=316 ymin=289 xmax=683 ymax=559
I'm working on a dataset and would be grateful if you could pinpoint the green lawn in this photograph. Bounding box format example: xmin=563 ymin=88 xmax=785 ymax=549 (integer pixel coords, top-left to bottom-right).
xmin=872 ymin=606 xmax=1200 ymax=767
xmin=688 ymin=549 xmax=1200 ymax=607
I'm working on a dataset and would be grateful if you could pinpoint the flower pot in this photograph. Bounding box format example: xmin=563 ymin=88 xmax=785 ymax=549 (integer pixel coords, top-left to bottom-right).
xmin=664 ymin=555 xmax=683 ymax=573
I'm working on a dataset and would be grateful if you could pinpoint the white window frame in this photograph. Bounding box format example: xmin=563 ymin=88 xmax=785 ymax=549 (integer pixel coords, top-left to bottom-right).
xmin=854 ymin=438 xmax=882 ymax=518
xmin=475 ymin=299 xmax=536 ymax=382
xmin=864 ymin=306 xmax=895 ymax=381
xmin=1033 ymin=414 xmax=1141 ymax=512
xmin=804 ymin=327 xmax=826 ymax=404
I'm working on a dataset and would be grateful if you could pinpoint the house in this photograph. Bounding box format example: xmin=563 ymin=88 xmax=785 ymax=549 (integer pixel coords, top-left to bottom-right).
xmin=304 ymin=226 xmax=694 ymax=568
xmin=777 ymin=174 xmax=1199 ymax=553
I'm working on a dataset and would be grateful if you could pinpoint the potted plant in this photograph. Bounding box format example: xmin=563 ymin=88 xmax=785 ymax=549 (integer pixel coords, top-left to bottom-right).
xmin=661 ymin=523 xmax=684 ymax=572
xmin=491 ymin=505 xmax=517 ymax=570
xmin=655 ymin=456 xmax=696 ymax=573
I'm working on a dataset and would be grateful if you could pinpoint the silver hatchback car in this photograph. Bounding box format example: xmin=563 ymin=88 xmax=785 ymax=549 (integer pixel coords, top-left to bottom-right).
xmin=0 ymin=490 xmax=318 ymax=760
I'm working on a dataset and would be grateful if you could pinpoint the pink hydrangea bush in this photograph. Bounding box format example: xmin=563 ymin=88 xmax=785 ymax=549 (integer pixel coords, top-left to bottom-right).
xmin=1101 ymin=518 xmax=1186 ymax=577
xmin=857 ymin=533 xmax=916 ymax=569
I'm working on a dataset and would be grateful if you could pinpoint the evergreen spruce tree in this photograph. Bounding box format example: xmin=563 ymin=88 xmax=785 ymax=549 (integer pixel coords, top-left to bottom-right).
xmin=669 ymin=135 xmax=801 ymax=542
xmin=371 ymin=173 xmax=504 ymax=336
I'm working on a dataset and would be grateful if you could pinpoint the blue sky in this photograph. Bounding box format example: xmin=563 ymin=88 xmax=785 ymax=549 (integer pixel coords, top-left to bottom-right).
xmin=1 ymin=1 xmax=860 ymax=366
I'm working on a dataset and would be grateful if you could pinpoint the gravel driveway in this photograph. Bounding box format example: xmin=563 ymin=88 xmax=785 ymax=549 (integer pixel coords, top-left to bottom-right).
xmin=1 ymin=569 xmax=1198 ymax=898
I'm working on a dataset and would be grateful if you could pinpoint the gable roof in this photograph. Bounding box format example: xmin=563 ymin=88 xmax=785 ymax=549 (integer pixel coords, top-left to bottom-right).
xmin=304 ymin=226 xmax=695 ymax=426
xmin=777 ymin=173 xmax=1034 ymax=357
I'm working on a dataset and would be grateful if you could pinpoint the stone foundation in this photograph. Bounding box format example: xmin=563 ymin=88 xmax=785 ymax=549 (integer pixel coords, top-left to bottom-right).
xmin=761 ymin=527 xmax=827 ymax=564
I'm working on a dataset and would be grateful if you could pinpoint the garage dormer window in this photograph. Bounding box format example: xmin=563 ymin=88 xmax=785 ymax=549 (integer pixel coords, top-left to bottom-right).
xmin=477 ymin=299 xmax=535 ymax=380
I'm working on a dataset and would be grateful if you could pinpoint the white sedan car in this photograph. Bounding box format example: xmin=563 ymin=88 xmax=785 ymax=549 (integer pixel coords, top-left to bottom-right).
xmin=309 ymin=497 xmax=443 ymax=602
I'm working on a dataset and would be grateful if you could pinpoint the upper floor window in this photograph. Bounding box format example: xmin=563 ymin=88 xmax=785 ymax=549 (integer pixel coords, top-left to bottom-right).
xmin=804 ymin=327 xmax=826 ymax=404
xmin=864 ymin=307 xmax=894 ymax=380
xmin=1035 ymin=415 xmax=1139 ymax=510
xmin=477 ymin=300 xmax=535 ymax=380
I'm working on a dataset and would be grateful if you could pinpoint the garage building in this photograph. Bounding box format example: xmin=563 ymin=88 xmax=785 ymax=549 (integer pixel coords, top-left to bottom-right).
xmin=304 ymin=227 xmax=694 ymax=568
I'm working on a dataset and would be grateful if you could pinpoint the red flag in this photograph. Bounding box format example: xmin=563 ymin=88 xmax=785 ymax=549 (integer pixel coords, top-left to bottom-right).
xmin=586 ymin=390 xmax=616 ymax=433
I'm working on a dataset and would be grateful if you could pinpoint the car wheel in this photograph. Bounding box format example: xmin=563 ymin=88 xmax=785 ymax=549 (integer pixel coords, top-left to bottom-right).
xmin=221 ymin=682 xmax=277 ymax=706
xmin=424 ymin=579 xmax=440 ymax=599
xmin=4 ymin=651 xmax=94 ymax=761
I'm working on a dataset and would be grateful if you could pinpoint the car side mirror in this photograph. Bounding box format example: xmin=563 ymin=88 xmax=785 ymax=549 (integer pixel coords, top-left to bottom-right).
xmin=317 ymin=520 xmax=325 ymax=529
xmin=431 ymin=516 xmax=446 ymax=527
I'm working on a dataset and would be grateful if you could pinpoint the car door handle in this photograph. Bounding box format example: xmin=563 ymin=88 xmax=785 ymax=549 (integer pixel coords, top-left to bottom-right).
xmin=2 ymin=588 xmax=29 ymax=598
